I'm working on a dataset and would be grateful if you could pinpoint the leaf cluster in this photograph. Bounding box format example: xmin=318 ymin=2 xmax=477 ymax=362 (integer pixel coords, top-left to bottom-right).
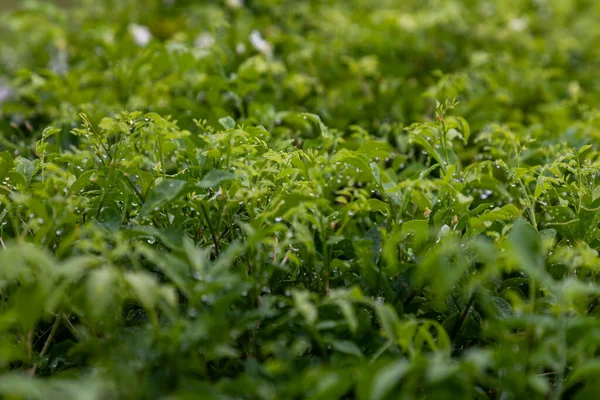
xmin=1 ymin=0 xmax=600 ymax=399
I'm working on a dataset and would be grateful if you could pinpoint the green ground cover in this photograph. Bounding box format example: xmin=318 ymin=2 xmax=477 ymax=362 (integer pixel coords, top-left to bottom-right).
xmin=1 ymin=0 xmax=600 ymax=398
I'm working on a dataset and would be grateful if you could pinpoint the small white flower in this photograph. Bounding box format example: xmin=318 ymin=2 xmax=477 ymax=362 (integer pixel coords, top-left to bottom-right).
xmin=225 ymin=0 xmax=243 ymax=10
xmin=568 ymin=81 xmax=581 ymax=98
xmin=130 ymin=24 xmax=152 ymax=47
xmin=508 ymin=17 xmax=528 ymax=32
xmin=440 ymin=224 xmax=451 ymax=235
xmin=236 ymin=42 xmax=246 ymax=54
xmin=249 ymin=30 xmax=272 ymax=55
xmin=195 ymin=32 xmax=215 ymax=49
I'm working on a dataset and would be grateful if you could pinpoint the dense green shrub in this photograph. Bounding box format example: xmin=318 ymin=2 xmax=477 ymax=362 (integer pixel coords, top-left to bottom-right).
xmin=1 ymin=0 xmax=600 ymax=399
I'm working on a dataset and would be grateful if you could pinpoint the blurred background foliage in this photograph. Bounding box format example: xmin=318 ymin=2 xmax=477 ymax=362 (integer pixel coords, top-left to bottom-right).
xmin=1 ymin=0 xmax=599 ymax=144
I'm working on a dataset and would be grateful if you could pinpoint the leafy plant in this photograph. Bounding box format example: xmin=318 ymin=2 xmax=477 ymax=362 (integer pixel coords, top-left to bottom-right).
xmin=1 ymin=0 xmax=600 ymax=399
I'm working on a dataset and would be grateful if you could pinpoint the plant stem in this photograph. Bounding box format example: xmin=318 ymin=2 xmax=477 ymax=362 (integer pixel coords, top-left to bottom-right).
xmin=200 ymin=203 xmax=220 ymax=255
xmin=452 ymin=294 xmax=475 ymax=341
xmin=518 ymin=179 xmax=537 ymax=228
xmin=29 ymin=314 xmax=61 ymax=376
xmin=27 ymin=327 xmax=33 ymax=360
xmin=321 ymin=216 xmax=330 ymax=296
xmin=62 ymin=313 xmax=82 ymax=341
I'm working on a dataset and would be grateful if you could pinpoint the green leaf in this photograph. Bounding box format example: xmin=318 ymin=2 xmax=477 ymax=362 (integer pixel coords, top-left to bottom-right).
xmin=292 ymin=290 xmax=318 ymax=325
xmin=86 ymin=268 xmax=118 ymax=321
xmin=124 ymin=271 xmax=160 ymax=314
xmin=370 ymin=302 xmax=399 ymax=341
xmin=97 ymin=205 xmax=122 ymax=232
xmin=15 ymin=158 xmax=34 ymax=186
xmin=268 ymin=192 xmax=315 ymax=218
xmin=400 ymin=220 xmax=430 ymax=252
xmin=490 ymin=296 xmax=512 ymax=318
xmin=509 ymin=219 xmax=553 ymax=288
xmin=578 ymin=144 xmax=593 ymax=155
xmin=140 ymin=179 xmax=188 ymax=217
xmin=41 ymin=126 xmax=61 ymax=140
xmin=298 ymin=113 xmax=328 ymax=136
xmin=370 ymin=161 xmax=381 ymax=185
xmin=510 ymin=219 xmax=542 ymax=266
xmin=469 ymin=204 xmax=521 ymax=234
xmin=218 ymin=116 xmax=236 ymax=130
xmin=368 ymin=360 xmax=410 ymax=400
xmin=546 ymin=206 xmax=580 ymax=241
xmin=332 ymin=149 xmax=376 ymax=183
xmin=364 ymin=226 xmax=382 ymax=262
xmin=409 ymin=128 xmax=444 ymax=166
xmin=336 ymin=300 xmax=358 ymax=333
xmin=68 ymin=170 xmax=97 ymax=195
xmin=0 ymin=151 xmax=14 ymax=181
xmin=198 ymin=169 xmax=235 ymax=188
xmin=331 ymin=340 xmax=363 ymax=357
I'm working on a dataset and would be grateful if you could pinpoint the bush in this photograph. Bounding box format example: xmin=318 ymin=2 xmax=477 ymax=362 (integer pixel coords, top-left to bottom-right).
xmin=1 ymin=0 xmax=600 ymax=399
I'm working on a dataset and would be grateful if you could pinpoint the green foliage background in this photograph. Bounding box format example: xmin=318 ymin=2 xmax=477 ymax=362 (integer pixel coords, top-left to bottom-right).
xmin=1 ymin=0 xmax=600 ymax=398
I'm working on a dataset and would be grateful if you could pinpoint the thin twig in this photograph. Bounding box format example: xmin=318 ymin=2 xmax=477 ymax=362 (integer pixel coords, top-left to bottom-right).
xmin=19 ymin=214 xmax=34 ymax=237
xmin=122 ymin=171 xmax=145 ymax=206
xmin=27 ymin=328 xmax=34 ymax=360
xmin=272 ymin=236 xmax=278 ymax=263
xmin=280 ymin=250 xmax=290 ymax=267
xmin=0 ymin=185 xmax=15 ymax=194
xmin=369 ymin=340 xmax=393 ymax=364
xmin=29 ymin=315 xmax=61 ymax=376
xmin=452 ymin=295 xmax=476 ymax=341
xmin=61 ymin=313 xmax=82 ymax=342
xmin=200 ymin=203 xmax=220 ymax=255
